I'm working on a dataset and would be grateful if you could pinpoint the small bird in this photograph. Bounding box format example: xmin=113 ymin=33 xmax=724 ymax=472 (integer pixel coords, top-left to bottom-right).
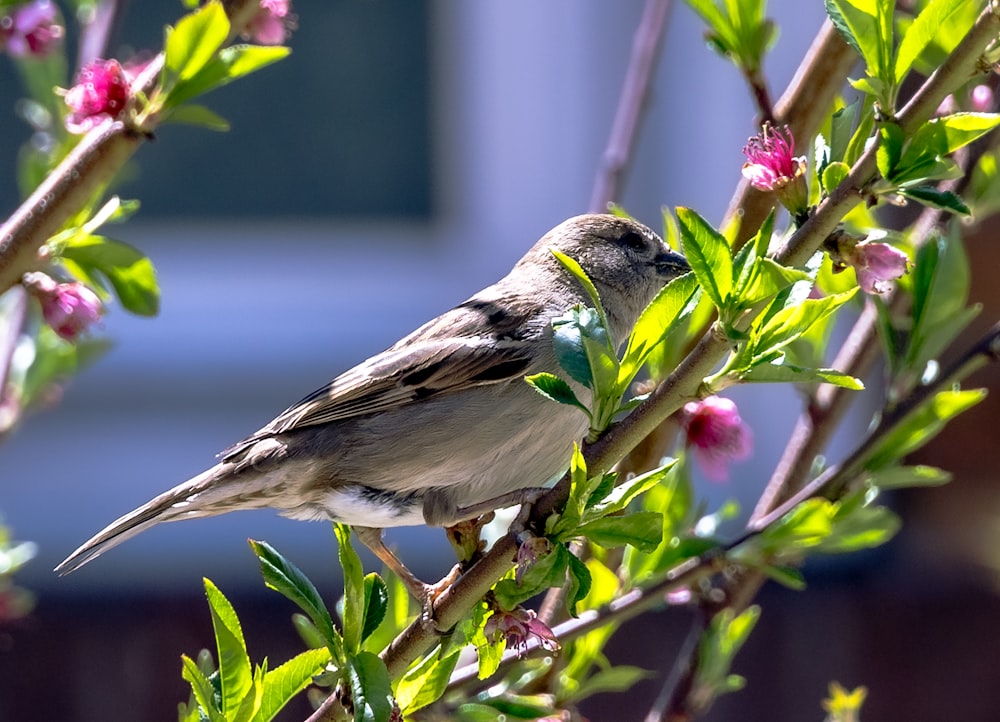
xmin=56 ymin=214 xmax=689 ymax=598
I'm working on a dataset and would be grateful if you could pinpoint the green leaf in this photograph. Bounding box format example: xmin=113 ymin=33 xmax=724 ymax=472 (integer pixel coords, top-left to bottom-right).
xmin=346 ymin=651 xmax=394 ymax=722
xmin=759 ymin=564 xmax=807 ymax=590
xmin=895 ymin=0 xmax=971 ymax=83
xmin=203 ymin=579 xmax=253 ymax=717
xmin=733 ymin=210 xmax=775 ymax=294
xmin=589 ymin=459 xmax=677 ymax=518
xmin=824 ymin=0 xmax=893 ymax=92
xmin=396 ymin=646 xmax=461 ymax=715
xmin=737 ymin=258 xmax=812 ymax=310
xmin=250 ymin=540 xmax=343 ymax=663
xmin=677 ymin=207 xmax=733 ymax=311
xmin=551 ymin=249 xmax=608 ymax=328
xmin=525 ymin=372 xmax=590 ymax=416
xmin=905 ymin=230 xmax=975 ymax=377
xmin=361 ymin=573 xmax=388 ymax=646
xmin=894 ymin=113 xmax=1000 ymax=182
xmin=61 ymin=236 xmax=159 ymax=316
xmin=577 ymin=511 xmax=663 ymax=552
xmin=866 ymin=388 xmax=986 ymax=470
xmin=822 ymin=161 xmax=851 ymax=195
xmin=829 ymin=102 xmax=860 ymax=165
xmin=166 ymin=103 xmax=231 ymax=131
xmin=563 ymin=551 xmax=593 ymax=616
xmin=336 ymin=524 xmax=367 ymax=657
xmin=620 ymin=273 xmax=700 ymax=385
xmin=567 ymin=665 xmax=654 ymax=704
xmin=739 ymin=359 xmax=864 ymax=389
xmin=552 ymin=305 xmax=612 ymax=389
xmin=898 ymin=186 xmax=970 ymax=215
xmin=182 ymin=655 xmax=226 ymax=722
xmin=866 ymin=464 xmax=952 ymax=490
xmin=693 ymin=606 xmax=760 ymax=704
xmin=166 ymin=44 xmax=291 ymax=109
xmin=749 ymin=290 xmax=857 ymax=364
xmin=163 ymin=1 xmax=230 ymax=87
xmin=754 ymin=495 xmax=900 ymax=556
xmin=259 ymin=650 xmax=327 ymax=722
xmin=877 ymin=124 xmax=904 ymax=179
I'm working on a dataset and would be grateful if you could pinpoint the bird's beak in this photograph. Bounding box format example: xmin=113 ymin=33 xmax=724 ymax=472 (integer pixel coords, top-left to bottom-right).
xmin=652 ymin=248 xmax=690 ymax=277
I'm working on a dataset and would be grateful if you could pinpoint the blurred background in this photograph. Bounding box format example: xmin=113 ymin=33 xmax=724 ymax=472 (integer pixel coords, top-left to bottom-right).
xmin=1 ymin=1 xmax=999 ymax=720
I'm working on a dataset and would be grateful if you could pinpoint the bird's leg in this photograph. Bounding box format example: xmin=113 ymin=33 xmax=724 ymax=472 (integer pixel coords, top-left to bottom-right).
xmin=353 ymin=526 xmax=460 ymax=624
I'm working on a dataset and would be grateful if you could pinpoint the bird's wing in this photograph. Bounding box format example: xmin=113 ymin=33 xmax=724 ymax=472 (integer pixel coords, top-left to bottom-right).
xmin=221 ymin=297 xmax=541 ymax=458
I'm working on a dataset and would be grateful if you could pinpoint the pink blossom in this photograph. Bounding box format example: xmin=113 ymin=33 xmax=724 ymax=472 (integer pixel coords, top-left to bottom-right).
xmin=0 ymin=1 xmax=63 ymax=58
xmin=971 ymin=85 xmax=994 ymax=113
xmin=63 ymin=58 xmax=132 ymax=134
xmin=742 ymin=124 xmax=809 ymax=216
xmin=681 ymin=396 xmax=752 ymax=483
xmin=846 ymin=240 xmax=909 ymax=294
xmin=244 ymin=0 xmax=296 ymax=45
xmin=24 ymin=272 xmax=103 ymax=341
xmin=484 ymin=607 xmax=560 ymax=656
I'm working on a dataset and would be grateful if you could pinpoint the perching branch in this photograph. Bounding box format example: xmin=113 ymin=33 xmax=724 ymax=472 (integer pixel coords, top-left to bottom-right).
xmin=379 ymin=0 xmax=1000 ymax=684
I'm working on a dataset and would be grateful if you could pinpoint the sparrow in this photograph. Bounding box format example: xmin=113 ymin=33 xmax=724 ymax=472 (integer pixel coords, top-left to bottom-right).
xmin=56 ymin=214 xmax=689 ymax=599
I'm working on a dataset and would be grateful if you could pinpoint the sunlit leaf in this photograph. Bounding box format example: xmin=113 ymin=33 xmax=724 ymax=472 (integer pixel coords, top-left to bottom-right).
xmin=677 ymin=207 xmax=733 ymax=311
xmin=203 ymin=579 xmax=252 ymax=717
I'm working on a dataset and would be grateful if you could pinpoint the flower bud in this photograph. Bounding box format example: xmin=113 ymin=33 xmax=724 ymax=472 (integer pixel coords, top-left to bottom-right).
xmin=23 ymin=272 xmax=103 ymax=341
xmin=681 ymin=396 xmax=753 ymax=482
xmin=63 ymin=58 xmax=131 ymax=134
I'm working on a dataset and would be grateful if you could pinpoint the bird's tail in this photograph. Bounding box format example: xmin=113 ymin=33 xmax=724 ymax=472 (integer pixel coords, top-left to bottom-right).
xmin=55 ymin=463 xmax=252 ymax=575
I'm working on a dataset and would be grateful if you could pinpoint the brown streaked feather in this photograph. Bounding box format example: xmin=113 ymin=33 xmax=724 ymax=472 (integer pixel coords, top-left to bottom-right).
xmin=221 ymin=297 xmax=542 ymax=460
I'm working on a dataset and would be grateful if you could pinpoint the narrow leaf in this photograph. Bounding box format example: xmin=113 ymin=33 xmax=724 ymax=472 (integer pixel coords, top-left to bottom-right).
xmin=61 ymin=236 xmax=159 ymax=316
xmin=396 ymin=647 xmax=461 ymax=714
xmin=336 ymin=524 xmax=367 ymax=657
xmin=896 ymin=0 xmax=972 ymax=83
xmin=750 ymin=290 xmax=857 ymax=363
xmin=525 ymin=373 xmax=589 ymax=415
xmin=898 ymin=186 xmax=970 ymax=215
xmin=166 ymin=103 xmax=231 ymax=131
xmin=677 ymin=207 xmax=733 ymax=310
xmin=204 ymin=579 xmax=253 ymax=717
xmin=866 ymin=388 xmax=986 ymax=470
xmin=250 ymin=540 xmax=342 ymax=662
xmin=163 ymin=1 xmax=229 ymax=85
xmin=576 ymin=511 xmax=663 ymax=552
xmin=182 ymin=655 xmax=226 ymax=722
xmin=867 ymin=464 xmax=952 ymax=489
xmin=347 ymin=651 xmax=395 ymax=722
xmin=256 ymin=648 xmax=330 ymax=722
xmin=361 ymin=573 xmax=388 ymax=645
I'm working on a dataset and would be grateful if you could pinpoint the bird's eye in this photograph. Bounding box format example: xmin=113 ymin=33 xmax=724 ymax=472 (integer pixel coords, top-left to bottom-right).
xmin=620 ymin=231 xmax=648 ymax=253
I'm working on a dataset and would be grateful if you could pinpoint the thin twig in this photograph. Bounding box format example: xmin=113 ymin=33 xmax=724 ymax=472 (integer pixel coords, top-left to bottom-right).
xmin=588 ymin=0 xmax=674 ymax=213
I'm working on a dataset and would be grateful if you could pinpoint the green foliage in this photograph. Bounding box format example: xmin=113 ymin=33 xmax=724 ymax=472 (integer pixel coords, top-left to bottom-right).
xmin=690 ymin=606 xmax=761 ymax=705
xmin=178 ymin=579 xmax=330 ymax=722
xmin=395 ymin=645 xmax=462 ymax=715
xmin=250 ymin=539 xmax=344 ymax=663
xmin=684 ymin=0 xmax=776 ymax=75
xmin=157 ymin=1 xmax=290 ymax=123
